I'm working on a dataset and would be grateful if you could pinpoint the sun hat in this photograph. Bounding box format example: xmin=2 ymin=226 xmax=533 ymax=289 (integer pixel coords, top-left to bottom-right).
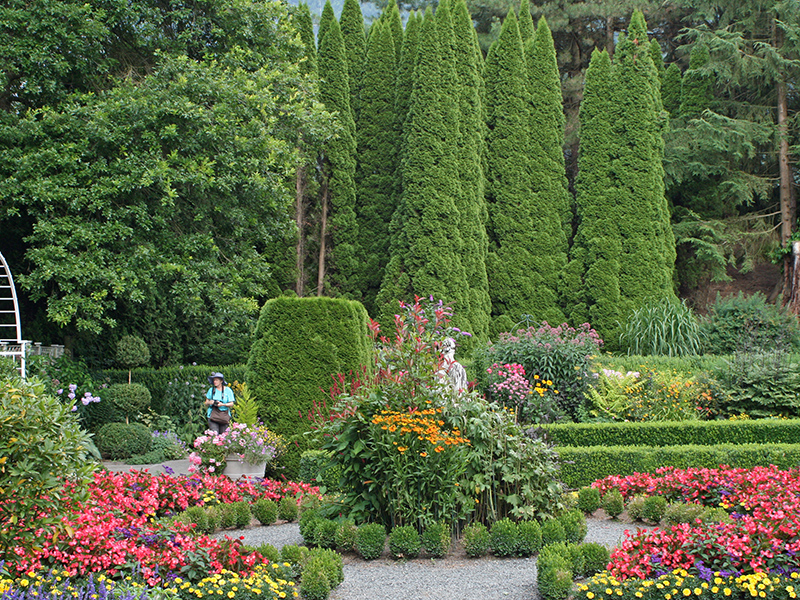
xmin=208 ymin=372 xmax=227 ymax=387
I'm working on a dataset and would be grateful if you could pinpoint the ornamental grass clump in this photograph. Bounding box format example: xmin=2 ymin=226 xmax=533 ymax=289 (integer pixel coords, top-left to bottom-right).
xmin=252 ymin=498 xmax=278 ymax=525
xmin=355 ymin=523 xmax=386 ymax=560
xmin=389 ymin=525 xmax=422 ymax=559
xmin=619 ymin=296 xmax=704 ymax=357
xmin=462 ymin=523 xmax=491 ymax=557
xmin=517 ymin=519 xmax=543 ymax=556
xmin=577 ymin=486 xmax=601 ymax=514
xmin=490 ymin=518 xmax=519 ymax=557
xmin=421 ymin=521 xmax=451 ymax=558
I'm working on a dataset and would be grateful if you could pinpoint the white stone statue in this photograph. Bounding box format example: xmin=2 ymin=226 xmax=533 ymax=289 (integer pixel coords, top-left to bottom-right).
xmin=437 ymin=337 xmax=468 ymax=394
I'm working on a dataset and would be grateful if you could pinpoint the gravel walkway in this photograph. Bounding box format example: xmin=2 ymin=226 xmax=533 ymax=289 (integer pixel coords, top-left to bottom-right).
xmin=215 ymin=517 xmax=654 ymax=600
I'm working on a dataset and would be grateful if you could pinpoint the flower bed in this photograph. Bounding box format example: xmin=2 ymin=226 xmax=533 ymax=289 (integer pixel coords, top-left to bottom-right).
xmin=591 ymin=466 xmax=800 ymax=580
xmin=5 ymin=469 xmax=319 ymax=585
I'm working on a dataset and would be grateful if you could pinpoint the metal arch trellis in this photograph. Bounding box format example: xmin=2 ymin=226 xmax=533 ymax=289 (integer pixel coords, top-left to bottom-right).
xmin=0 ymin=251 xmax=27 ymax=379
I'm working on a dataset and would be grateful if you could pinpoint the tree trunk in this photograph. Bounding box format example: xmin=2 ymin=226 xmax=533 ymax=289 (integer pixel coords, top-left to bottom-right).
xmin=606 ymin=16 xmax=615 ymax=57
xmin=776 ymin=33 xmax=797 ymax=311
xmin=317 ymin=167 xmax=329 ymax=297
xmin=295 ymin=163 xmax=307 ymax=297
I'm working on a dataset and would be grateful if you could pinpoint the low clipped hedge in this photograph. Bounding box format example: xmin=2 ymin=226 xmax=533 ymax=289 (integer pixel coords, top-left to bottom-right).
xmin=556 ymin=443 xmax=800 ymax=488
xmin=543 ymin=419 xmax=800 ymax=448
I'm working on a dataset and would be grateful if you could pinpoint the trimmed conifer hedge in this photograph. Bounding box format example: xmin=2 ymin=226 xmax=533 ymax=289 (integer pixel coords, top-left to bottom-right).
xmin=246 ymin=296 xmax=371 ymax=477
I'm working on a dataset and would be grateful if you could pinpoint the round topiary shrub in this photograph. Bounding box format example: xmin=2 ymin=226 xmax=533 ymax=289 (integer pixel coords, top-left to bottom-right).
xmin=181 ymin=506 xmax=209 ymax=534
xmin=313 ymin=519 xmax=338 ymax=550
xmin=626 ymin=495 xmax=646 ymax=522
xmin=232 ymin=501 xmax=251 ymax=528
xmin=104 ymin=383 xmax=152 ymax=423
xmin=601 ymin=488 xmax=624 ymax=519
xmin=537 ymin=553 xmax=573 ymax=600
xmin=540 ymin=518 xmax=566 ymax=547
xmin=642 ymin=495 xmax=667 ymax=524
xmin=489 ymin=518 xmax=519 ymax=557
xmin=558 ymin=509 xmax=588 ymax=544
xmin=306 ymin=548 xmax=344 ymax=588
xmin=462 ymin=522 xmax=490 ymax=558
xmin=217 ymin=503 xmax=237 ymax=529
xmin=252 ymin=498 xmax=279 ymax=525
xmin=299 ymin=563 xmax=329 ymax=600
xmin=355 ymin=523 xmax=386 ymax=560
xmin=253 ymin=543 xmax=281 ymax=563
xmin=95 ymin=422 xmax=152 ymax=460
xmin=580 ymin=542 xmax=610 ymax=576
xmin=334 ymin=519 xmax=357 ymax=552
xmin=389 ymin=525 xmax=421 ymax=560
xmin=298 ymin=508 xmax=321 ymax=545
xmin=577 ymin=486 xmax=601 ymax=515
xmin=279 ymin=496 xmax=299 ymax=522
xmin=421 ymin=521 xmax=451 ymax=558
xmin=517 ymin=519 xmax=542 ymax=557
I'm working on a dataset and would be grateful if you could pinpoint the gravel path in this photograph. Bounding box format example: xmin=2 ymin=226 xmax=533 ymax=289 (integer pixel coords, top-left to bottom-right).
xmin=215 ymin=517 xmax=654 ymax=600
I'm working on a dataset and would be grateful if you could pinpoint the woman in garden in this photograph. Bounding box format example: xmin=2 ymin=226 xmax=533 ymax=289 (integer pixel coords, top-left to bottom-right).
xmin=205 ymin=372 xmax=235 ymax=434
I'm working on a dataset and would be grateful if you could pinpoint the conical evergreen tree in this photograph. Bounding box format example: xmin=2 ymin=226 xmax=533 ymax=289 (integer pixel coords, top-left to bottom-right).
xmin=317 ymin=15 xmax=359 ymax=297
xmin=355 ymin=21 xmax=397 ymax=314
xmin=453 ymin=0 xmax=490 ymax=343
xmin=294 ymin=3 xmax=317 ymax=75
xmin=524 ymin=16 xmax=570 ymax=323
xmin=484 ymin=11 xmax=545 ymax=331
xmin=679 ymin=42 xmax=713 ymax=117
xmin=318 ymin=1 xmax=335 ymax=48
xmin=339 ymin=0 xmax=366 ymax=119
xmin=607 ymin=11 xmax=675 ymax=331
xmin=377 ymin=9 xmax=470 ymax=332
xmin=518 ymin=0 xmax=535 ymax=45
xmin=383 ymin=0 xmax=404 ymax=65
xmin=562 ymin=49 xmax=617 ymax=334
xmin=662 ymin=62 xmax=682 ymax=117
xmin=649 ymin=38 xmax=665 ymax=84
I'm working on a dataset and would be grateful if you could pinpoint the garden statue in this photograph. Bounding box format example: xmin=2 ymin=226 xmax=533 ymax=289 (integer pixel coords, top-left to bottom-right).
xmin=437 ymin=337 xmax=468 ymax=394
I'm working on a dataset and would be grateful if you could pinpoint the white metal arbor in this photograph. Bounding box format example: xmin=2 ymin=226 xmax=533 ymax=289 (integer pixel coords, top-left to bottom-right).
xmin=0 ymin=251 xmax=27 ymax=378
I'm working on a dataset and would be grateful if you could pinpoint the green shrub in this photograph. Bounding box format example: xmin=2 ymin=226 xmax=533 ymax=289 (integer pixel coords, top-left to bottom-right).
xmin=580 ymin=542 xmax=610 ymax=576
xmin=116 ymin=335 xmax=151 ymax=374
xmin=602 ymin=489 xmax=624 ymax=519
xmin=517 ymin=519 xmax=542 ymax=557
xmin=334 ymin=519 xmax=357 ymax=553
xmin=541 ymin=542 xmax=585 ymax=578
xmin=537 ymin=553 xmax=573 ymax=600
xmin=231 ymin=501 xmax=251 ymax=528
xmin=702 ymin=292 xmax=800 ymax=354
xmin=231 ymin=381 xmax=260 ymax=426
xmin=280 ymin=544 xmax=308 ymax=570
xmin=558 ymin=509 xmax=587 ymax=544
xmin=626 ymin=495 xmax=646 ymax=522
xmin=420 ymin=521 xmax=451 ymax=558
xmin=253 ymin=543 xmax=281 ymax=563
xmin=205 ymin=505 xmax=220 ymax=532
xmin=489 ymin=518 xmax=519 ymax=557
xmin=217 ymin=503 xmax=237 ymax=529
xmin=663 ymin=502 xmax=707 ymax=527
xmin=577 ymin=487 xmax=601 ymax=515
xmin=246 ymin=296 xmax=372 ymax=479
xmin=299 ymin=450 xmax=341 ymax=493
xmin=298 ymin=508 xmax=321 ymax=545
xmin=712 ymin=351 xmax=800 ymax=418
xmin=462 ymin=523 xmax=491 ymax=558
xmin=252 ymin=498 xmax=278 ymax=525
xmin=181 ymin=506 xmax=210 ymax=534
xmin=299 ymin=564 xmax=329 ymax=600
xmin=618 ymin=297 xmax=704 ymax=357
xmin=306 ymin=548 xmax=343 ymax=588
xmin=105 ymin=383 xmax=152 ymax=423
xmin=313 ymin=519 xmax=338 ymax=550
xmin=540 ymin=518 xmax=566 ymax=547
xmin=95 ymin=422 xmax=152 ymax=459
xmin=704 ymin=507 xmax=732 ymax=523
xmin=642 ymin=495 xmax=667 ymax=524
xmin=279 ymin=496 xmax=299 ymax=522
xmin=389 ymin=525 xmax=422 ymax=560
xmin=355 ymin=523 xmax=386 ymax=560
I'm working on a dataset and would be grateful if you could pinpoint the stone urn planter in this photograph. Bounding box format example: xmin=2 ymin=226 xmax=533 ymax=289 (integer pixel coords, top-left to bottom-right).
xmin=224 ymin=454 xmax=266 ymax=478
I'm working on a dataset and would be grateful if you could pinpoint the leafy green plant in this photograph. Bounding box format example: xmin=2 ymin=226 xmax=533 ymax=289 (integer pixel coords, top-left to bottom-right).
xmin=299 ymin=562 xmax=330 ymax=600
xmin=242 ymin=542 xmax=281 ymax=563
xmin=421 ymin=521 xmax=451 ymax=558
xmin=105 ymin=383 xmax=152 ymax=424
xmin=517 ymin=519 xmax=542 ymax=556
xmin=355 ymin=523 xmax=386 ymax=560
xmin=231 ymin=500 xmax=251 ymax=528
xmin=540 ymin=518 xmax=566 ymax=547
xmin=252 ymin=498 xmax=278 ymax=525
xmin=181 ymin=506 xmax=210 ymax=534
xmin=626 ymin=495 xmax=646 ymax=522
xmin=334 ymin=519 xmax=357 ymax=552
xmin=537 ymin=552 xmax=573 ymax=600
xmin=280 ymin=544 xmax=309 ymax=573
xmin=580 ymin=542 xmax=610 ymax=576
xmin=389 ymin=524 xmax=422 ymax=559
xmin=489 ymin=518 xmax=519 ymax=557
xmin=279 ymin=496 xmax=299 ymax=522
xmin=663 ymin=501 xmax=707 ymax=527
xmin=313 ymin=519 xmax=338 ymax=550
xmin=619 ymin=297 xmax=704 ymax=357
xmin=305 ymin=547 xmax=344 ymax=588
xmin=602 ymin=488 xmax=624 ymax=519
xmin=116 ymin=335 xmax=150 ymax=384
xmin=298 ymin=507 xmax=321 ymax=544
xmin=642 ymin=495 xmax=667 ymax=524
xmin=95 ymin=422 xmax=152 ymax=459
xmin=577 ymin=487 xmax=601 ymax=515
xmin=558 ymin=509 xmax=587 ymax=544
xmin=230 ymin=381 xmax=259 ymax=426
xmin=462 ymin=522 xmax=491 ymax=557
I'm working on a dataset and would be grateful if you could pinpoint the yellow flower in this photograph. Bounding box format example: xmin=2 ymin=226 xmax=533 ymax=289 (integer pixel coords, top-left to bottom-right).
xmin=683 ymin=588 xmax=692 ymax=596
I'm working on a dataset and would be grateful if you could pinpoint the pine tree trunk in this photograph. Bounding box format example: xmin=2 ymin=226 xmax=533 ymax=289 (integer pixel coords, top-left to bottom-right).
xmin=778 ymin=74 xmax=797 ymax=312
xmin=606 ymin=16 xmax=615 ymax=57
xmin=317 ymin=166 xmax=329 ymax=297
xmin=295 ymin=163 xmax=307 ymax=297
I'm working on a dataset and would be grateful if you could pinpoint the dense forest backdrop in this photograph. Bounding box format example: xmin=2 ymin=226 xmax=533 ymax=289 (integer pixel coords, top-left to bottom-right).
xmin=0 ymin=0 xmax=797 ymax=368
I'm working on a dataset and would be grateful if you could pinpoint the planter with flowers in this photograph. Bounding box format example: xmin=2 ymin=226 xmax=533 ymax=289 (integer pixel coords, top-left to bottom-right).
xmin=188 ymin=423 xmax=286 ymax=478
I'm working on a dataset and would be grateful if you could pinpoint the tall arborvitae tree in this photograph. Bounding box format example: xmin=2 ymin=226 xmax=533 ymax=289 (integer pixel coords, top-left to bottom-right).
xmin=376 ymin=9 xmax=471 ymax=332
xmin=383 ymin=0 xmax=404 ymax=65
xmin=339 ymin=0 xmax=366 ymax=120
xmin=524 ymin=16 xmax=570 ymax=323
xmin=562 ymin=49 xmax=617 ymax=333
xmin=484 ymin=11 xmax=544 ymax=331
xmin=453 ymin=0 xmax=491 ymax=343
xmin=355 ymin=21 xmax=397 ymax=314
xmin=679 ymin=42 xmax=713 ymax=117
xmin=317 ymin=13 xmax=359 ymax=297
xmin=295 ymin=3 xmax=317 ymax=75
xmin=517 ymin=0 xmax=535 ymax=45
xmin=608 ymin=11 xmax=675 ymax=322
xmin=662 ymin=62 xmax=682 ymax=117
xmin=318 ymin=1 xmax=335 ymax=49
xmin=649 ymin=38 xmax=665 ymax=83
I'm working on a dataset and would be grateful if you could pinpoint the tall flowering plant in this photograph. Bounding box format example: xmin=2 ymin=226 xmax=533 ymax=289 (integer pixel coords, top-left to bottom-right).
xmin=485 ymin=362 xmax=561 ymax=424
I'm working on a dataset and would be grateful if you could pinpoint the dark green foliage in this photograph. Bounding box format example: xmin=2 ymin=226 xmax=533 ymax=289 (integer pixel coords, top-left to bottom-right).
xmin=181 ymin=506 xmax=210 ymax=534
xmin=299 ymin=565 xmax=329 ymax=600
xmin=246 ymin=296 xmax=370 ymax=477
xmin=313 ymin=519 xmax=338 ymax=550
xmin=540 ymin=518 xmax=566 ymax=547
xmin=601 ymin=488 xmax=624 ymax=519
xmin=334 ymin=519 xmax=357 ymax=552
xmin=355 ymin=20 xmax=397 ymax=314
xmin=489 ymin=517 xmax=519 ymax=557
xmin=541 ymin=542 xmax=585 ymax=578
xmin=317 ymin=1 xmax=335 ymax=48
xmin=299 ymin=508 xmax=321 ymax=544
xmin=713 ymin=351 xmax=800 ymax=418
xmin=105 ymin=383 xmax=151 ymax=423
xmin=339 ymin=0 xmax=366 ymax=118
xmin=389 ymin=524 xmax=421 ymax=559
xmin=537 ymin=552 xmax=573 ymax=600
xmin=305 ymin=547 xmax=344 ymax=588
xmin=116 ymin=335 xmax=150 ymax=371
xmin=420 ymin=521 xmax=451 ymax=558
xmin=217 ymin=503 xmax=237 ymax=529
xmin=294 ymin=3 xmax=317 ymax=76
xmin=642 ymin=495 xmax=667 ymax=524
xmin=462 ymin=522 xmax=491 ymax=557
xmin=381 ymin=1 xmax=404 ymax=65
xmin=517 ymin=0 xmax=534 ymax=44
xmin=205 ymin=506 xmax=220 ymax=533
xmin=252 ymin=498 xmax=278 ymax=525
xmin=649 ymin=39 xmax=665 ymax=83
xmin=558 ymin=509 xmax=587 ymax=544
xmin=679 ymin=42 xmax=713 ymax=118
xmin=581 ymin=542 xmax=611 ymax=576
xmin=702 ymin=292 xmax=800 ymax=354
xmin=393 ymin=11 xmax=419 ymax=160
xmin=279 ymin=496 xmax=299 ymax=522
xmin=618 ymin=297 xmax=704 ymax=357
xmin=95 ymin=422 xmax=151 ymax=459
xmin=254 ymin=543 xmax=282 ymax=563
xmin=231 ymin=501 xmax=251 ymax=528
xmin=626 ymin=495 xmax=646 ymax=522
xmin=662 ymin=63 xmax=682 ymax=117
xmin=663 ymin=501 xmax=707 ymax=527
xmin=299 ymin=450 xmax=340 ymax=492
xmin=355 ymin=523 xmax=386 ymax=560
xmin=516 ymin=519 xmax=542 ymax=557
xmin=577 ymin=487 xmax=601 ymax=515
